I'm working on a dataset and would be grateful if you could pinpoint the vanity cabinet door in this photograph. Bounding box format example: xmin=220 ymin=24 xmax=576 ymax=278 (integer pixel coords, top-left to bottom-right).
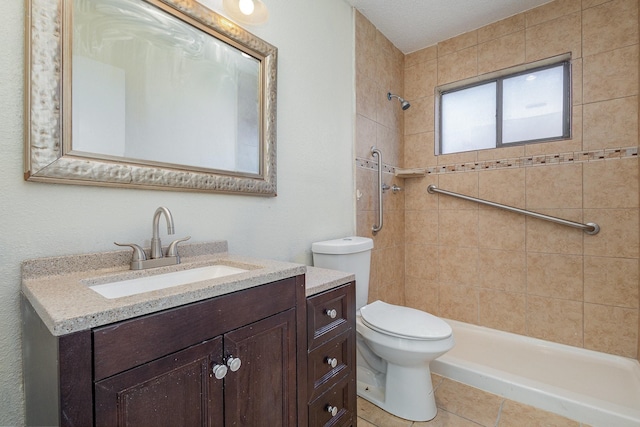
xmin=224 ymin=308 xmax=297 ymax=426
xmin=94 ymin=337 xmax=224 ymax=427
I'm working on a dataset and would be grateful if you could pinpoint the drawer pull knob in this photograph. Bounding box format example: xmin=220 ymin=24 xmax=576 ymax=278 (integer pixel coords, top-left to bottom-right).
xmin=327 ymin=405 xmax=338 ymax=417
xmin=227 ymin=356 xmax=242 ymax=372
xmin=325 ymin=308 xmax=337 ymax=319
xmin=212 ymin=364 xmax=228 ymax=379
xmin=326 ymin=357 xmax=338 ymax=368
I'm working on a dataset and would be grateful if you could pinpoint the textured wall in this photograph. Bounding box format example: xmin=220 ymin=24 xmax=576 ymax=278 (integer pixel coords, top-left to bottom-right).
xmin=0 ymin=1 xmax=355 ymax=424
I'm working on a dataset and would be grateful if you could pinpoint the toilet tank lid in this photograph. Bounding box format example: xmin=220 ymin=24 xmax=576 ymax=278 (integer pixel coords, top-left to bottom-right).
xmin=312 ymin=236 xmax=373 ymax=254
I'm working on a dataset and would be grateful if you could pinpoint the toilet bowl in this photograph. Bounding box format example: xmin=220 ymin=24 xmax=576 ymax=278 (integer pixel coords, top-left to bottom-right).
xmin=311 ymin=237 xmax=455 ymax=422
xmin=356 ymin=300 xmax=454 ymax=421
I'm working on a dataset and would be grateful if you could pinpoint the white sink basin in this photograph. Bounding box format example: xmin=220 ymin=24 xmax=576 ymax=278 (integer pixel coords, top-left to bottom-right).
xmin=89 ymin=264 xmax=248 ymax=299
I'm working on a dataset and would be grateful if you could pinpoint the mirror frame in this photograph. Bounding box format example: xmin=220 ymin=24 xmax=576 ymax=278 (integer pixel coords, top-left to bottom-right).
xmin=24 ymin=0 xmax=278 ymax=196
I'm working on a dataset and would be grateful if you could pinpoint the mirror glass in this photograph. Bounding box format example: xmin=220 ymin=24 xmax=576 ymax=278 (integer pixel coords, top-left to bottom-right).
xmin=25 ymin=0 xmax=278 ymax=195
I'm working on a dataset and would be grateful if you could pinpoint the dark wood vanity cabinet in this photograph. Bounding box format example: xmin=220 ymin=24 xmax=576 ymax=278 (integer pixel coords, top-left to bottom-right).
xmin=306 ymin=282 xmax=356 ymax=427
xmin=23 ymin=275 xmax=304 ymax=427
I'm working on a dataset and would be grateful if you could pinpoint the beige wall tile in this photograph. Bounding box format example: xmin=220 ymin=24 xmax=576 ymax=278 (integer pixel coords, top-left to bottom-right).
xmin=405 ymin=45 xmax=437 ymax=68
xmin=355 ymin=11 xmax=377 ymax=82
xmin=404 ymin=132 xmax=436 ymax=168
xmin=525 ymin=209 xmax=584 ymax=255
xmin=439 ymin=246 xmax=478 ymax=286
xmin=436 ymin=150 xmax=478 ymax=165
xmin=405 ymin=59 xmax=437 ymax=101
xmin=356 ymin=114 xmax=377 ymax=159
xmin=356 ymin=167 xmax=377 ymax=212
xmin=438 ymin=172 xmax=479 ymax=210
xmin=583 ymin=45 xmax=639 ymax=103
xmin=406 ymin=244 xmax=439 ymax=282
xmin=438 ymin=31 xmax=478 ymax=56
xmin=476 ymin=144 xmax=525 ymax=161
xmin=526 ymin=252 xmax=584 ymax=300
xmin=526 ymin=12 xmax=582 ymax=62
xmin=478 ymin=31 xmax=526 ymax=75
xmin=478 ymin=14 xmax=525 ymax=43
xmin=478 ymin=249 xmax=526 ymax=292
xmin=404 ymin=276 xmax=439 ymax=315
xmin=439 ymin=283 xmax=478 ymax=323
xmin=582 ymin=96 xmax=638 ymax=150
xmin=406 ymin=210 xmax=438 ymax=245
xmin=439 ymin=209 xmax=478 ymax=248
xmin=582 ymin=0 xmax=639 ymax=57
xmin=526 ymin=163 xmax=583 ymax=209
xmin=584 ymin=256 xmax=639 ymax=308
xmin=583 ymin=157 xmax=639 ymax=209
xmin=404 ymin=95 xmax=434 ymax=136
xmin=405 ymin=174 xmax=439 ymax=211
xmin=525 ymin=0 xmax=581 ymax=27
xmin=356 ymin=77 xmax=378 ymax=122
xmin=498 ymin=400 xmax=580 ymax=427
xmin=434 ymin=379 xmax=502 ymax=426
xmin=479 ymin=168 xmax=526 ymax=208
xmin=377 ymin=123 xmax=401 ymax=168
xmin=479 ymin=289 xmax=527 ymax=334
xmin=371 ymin=245 xmax=405 ymax=305
xmin=583 ymin=208 xmax=640 ymax=258
xmin=377 ymin=91 xmax=402 ymax=134
xmin=572 ymin=58 xmax=583 ymax=105
xmin=527 ymin=295 xmax=584 ymax=347
xmin=437 ymin=46 xmax=478 ymax=85
xmin=478 ymin=209 xmax=526 ymax=252
xmin=584 ymin=303 xmax=639 ymax=358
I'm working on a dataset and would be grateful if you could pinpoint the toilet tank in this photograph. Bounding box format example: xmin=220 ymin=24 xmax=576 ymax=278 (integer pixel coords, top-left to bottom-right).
xmin=311 ymin=236 xmax=373 ymax=310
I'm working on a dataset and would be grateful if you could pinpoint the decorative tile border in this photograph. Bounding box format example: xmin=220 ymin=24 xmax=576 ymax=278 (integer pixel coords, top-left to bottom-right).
xmin=356 ymin=146 xmax=638 ymax=175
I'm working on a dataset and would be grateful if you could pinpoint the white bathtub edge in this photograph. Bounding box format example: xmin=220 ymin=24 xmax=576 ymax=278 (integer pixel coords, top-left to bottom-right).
xmin=430 ymin=319 xmax=640 ymax=427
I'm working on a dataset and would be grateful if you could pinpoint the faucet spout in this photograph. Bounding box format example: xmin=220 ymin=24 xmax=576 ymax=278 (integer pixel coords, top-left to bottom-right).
xmin=151 ymin=206 xmax=175 ymax=259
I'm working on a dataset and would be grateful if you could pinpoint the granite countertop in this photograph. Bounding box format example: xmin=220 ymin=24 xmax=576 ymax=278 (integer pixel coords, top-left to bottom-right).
xmin=22 ymin=241 xmax=355 ymax=337
xmin=305 ymin=266 xmax=354 ymax=296
xmin=22 ymin=241 xmax=307 ymax=336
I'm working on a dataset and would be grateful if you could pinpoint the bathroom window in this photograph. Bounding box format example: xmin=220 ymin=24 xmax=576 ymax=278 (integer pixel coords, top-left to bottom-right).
xmin=436 ymin=59 xmax=571 ymax=155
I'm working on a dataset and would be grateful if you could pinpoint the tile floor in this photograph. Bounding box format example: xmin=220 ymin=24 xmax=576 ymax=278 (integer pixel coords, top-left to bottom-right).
xmin=356 ymin=374 xmax=593 ymax=427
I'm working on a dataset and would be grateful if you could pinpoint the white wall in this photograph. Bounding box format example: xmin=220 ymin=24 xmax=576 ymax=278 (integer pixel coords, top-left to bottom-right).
xmin=0 ymin=0 xmax=355 ymax=424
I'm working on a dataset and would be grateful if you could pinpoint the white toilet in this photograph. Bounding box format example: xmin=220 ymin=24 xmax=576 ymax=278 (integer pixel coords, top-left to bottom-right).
xmin=312 ymin=236 xmax=454 ymax=422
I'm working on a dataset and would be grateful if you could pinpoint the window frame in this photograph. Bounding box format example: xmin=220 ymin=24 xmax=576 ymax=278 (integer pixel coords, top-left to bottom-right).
xmin=435 ymin=55 xmax=572 ymax=155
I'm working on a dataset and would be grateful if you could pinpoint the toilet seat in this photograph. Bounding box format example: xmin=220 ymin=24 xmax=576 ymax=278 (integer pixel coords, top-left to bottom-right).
xmin=360 ymin=300 xmax=452 ymax=340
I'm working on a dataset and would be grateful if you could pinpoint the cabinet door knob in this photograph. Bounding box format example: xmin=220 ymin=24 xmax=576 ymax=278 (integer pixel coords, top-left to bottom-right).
xmin=326 ymin=357 xmax=338 ymax=368
xmin=212 ymin=364 xmax=228 ymax=379
xmin=226 ymin=356 xmax=242 ymax=372
xmin=326 ymin=405 xmax=338 ymax=417
xmin=325 ymin=308 xmax=337 ymax=319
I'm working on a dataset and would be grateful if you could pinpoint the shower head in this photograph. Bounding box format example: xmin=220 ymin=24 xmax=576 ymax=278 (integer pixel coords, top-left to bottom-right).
xmin=387 ymin=92 xmax=411 ymax=110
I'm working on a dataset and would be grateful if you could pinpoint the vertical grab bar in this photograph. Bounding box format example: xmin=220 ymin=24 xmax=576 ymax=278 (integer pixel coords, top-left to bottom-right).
xmin=371 ymin=147 xmax=383 ymax=233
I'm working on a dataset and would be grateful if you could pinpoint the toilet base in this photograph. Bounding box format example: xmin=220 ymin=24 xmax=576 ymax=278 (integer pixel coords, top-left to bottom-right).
xmin=356 ymin=363 xmax=438 ymax=421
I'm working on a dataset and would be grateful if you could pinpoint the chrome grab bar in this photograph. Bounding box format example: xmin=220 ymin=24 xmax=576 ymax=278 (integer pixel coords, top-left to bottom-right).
xmin=371 ymin=147 xmax=383 ymax=233
xmin=427 ymin=185 xmax=600 ymax=235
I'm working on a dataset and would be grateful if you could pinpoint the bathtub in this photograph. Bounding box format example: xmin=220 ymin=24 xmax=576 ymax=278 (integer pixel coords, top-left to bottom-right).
xmin=430 ymin=319 xmax=640 ymax=427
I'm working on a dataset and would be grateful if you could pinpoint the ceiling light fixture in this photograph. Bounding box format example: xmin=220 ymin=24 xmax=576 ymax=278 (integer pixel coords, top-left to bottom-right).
xmin=222 ymin=0 xmax=268 ymax=25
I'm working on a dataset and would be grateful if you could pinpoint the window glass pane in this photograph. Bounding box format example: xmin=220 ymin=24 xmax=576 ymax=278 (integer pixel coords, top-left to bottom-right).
xmin=441 ymin=82 xmax=496 ymax=154
xmin=502 ymin=65 xmax=565 ymax=144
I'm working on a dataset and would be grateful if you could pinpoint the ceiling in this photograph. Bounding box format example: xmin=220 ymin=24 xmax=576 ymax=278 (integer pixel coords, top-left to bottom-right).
xmin=344 ymin=0 xmax=553 ymax=54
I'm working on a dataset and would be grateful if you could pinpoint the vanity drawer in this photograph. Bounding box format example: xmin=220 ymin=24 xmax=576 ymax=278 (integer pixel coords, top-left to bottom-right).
xmin=308 ymin=329 xmax=353 ymax=402
xmin=308 ymin=376 xmax=355 ymax=427
xmin=307 ymin=283 xmax=355 ymax=350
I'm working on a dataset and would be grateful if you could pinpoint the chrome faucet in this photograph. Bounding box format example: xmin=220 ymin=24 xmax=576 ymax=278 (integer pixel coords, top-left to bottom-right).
xmin=115 ymin=206 xmax=190 ymax=270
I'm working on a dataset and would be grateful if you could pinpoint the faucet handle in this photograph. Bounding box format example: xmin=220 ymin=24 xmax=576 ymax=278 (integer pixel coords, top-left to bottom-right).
xmin=166 ymin=236 xmax=191 ymax=258
xmin=114 ymin=242 xmax=147 ymax=261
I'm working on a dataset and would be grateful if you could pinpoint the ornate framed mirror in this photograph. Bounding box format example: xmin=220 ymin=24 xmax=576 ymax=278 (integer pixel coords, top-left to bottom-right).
xmin=25 ymin=0 xmax=278 ymax=196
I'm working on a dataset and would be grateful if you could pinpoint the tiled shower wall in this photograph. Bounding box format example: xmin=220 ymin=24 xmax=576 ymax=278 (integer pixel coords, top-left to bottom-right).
xmin=355 ymin=0 xmax=640 ymax=360
xmin=355 ymin=11 xmax=406 ymax=306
